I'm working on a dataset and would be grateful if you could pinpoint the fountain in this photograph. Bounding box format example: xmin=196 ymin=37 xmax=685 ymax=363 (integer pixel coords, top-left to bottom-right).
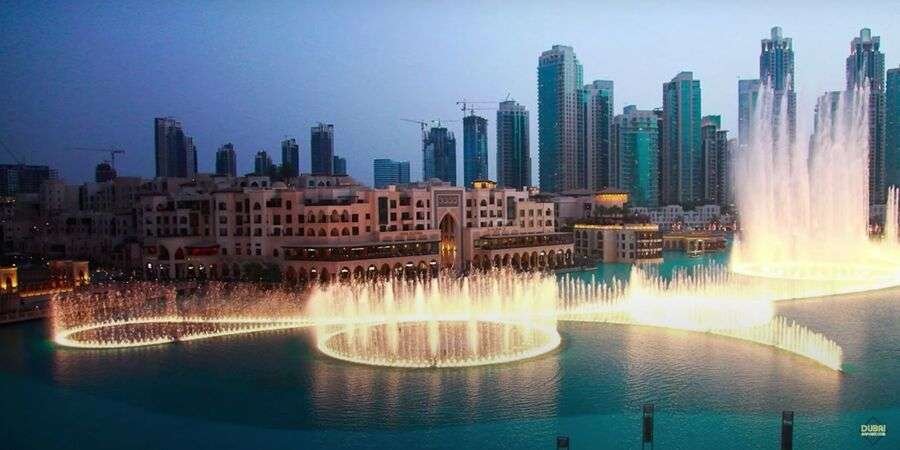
xmin=731 ymin=81 xmax=900 ymax=296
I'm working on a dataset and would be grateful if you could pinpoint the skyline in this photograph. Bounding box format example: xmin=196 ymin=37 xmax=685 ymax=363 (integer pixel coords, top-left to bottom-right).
xmin=2 ymin=2 xmax=899 ymax=186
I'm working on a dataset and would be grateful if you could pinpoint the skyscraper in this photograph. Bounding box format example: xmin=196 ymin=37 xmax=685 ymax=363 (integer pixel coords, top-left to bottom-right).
xmin=887 ymin=66 xmax=900 ymax=189
xmin=610 ymin=105 xmax=659 ymax=207
xmin=254 ymin=151 xmax=274 ymax=176
xmin=700 ymin=115 xmax=729 ymax=206
xmin=373 ymin=158 xmax=411 ymax=188
xmin=846 ymin=28 xmax=886 ymax=204
xmin=0 ymin=164 xmax=56 ymax=196
xmin=215 ymin=143 xmax=237 ymax=177
xmin=581 ymin=80 xmax=614 ymax=190
xmin=760 ymin=26 xmax=796 ymax=143
xmin=738 ymin=79 xmax=761 ymax=150
xmin=281 ymin=138 xmax=300 ymax=177
xmin=333 ymin=155 xmax=347 ymax=176
xmin=423 ymin=126 xmax=456 ymax=185
xmin=311 ymin=123 xmax=334 ymax=175
xmin=661 ymin=72 xmax=702 ymax=206
xmin=538 ymin=45 xmax=583 ymax=193
xmin=496 ymin=100 xmax=530 ymax=188
xmin=154 ymin=117 xmax=196 ymax=178
xmin=463 ymin=114 xmax=489 ymax=187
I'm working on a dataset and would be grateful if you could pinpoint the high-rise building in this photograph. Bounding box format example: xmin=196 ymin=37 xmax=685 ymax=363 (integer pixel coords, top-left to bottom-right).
xmin=496 ymin=100 xmax=530 ymax=188
xmin=215 ymin=143 xmax=237 ymax=177
xmin=94 ymin=162 xmax=117 ymax=183
xmin=581 ymin=80 xmax=614 ymax=190
xmin=760 ymin=26 xmax=797 ymax=143
xmin=333 ymin=155 xmax=347 ymax=176
xmin=0 ymin=164 xmax=57 ymax=196
xmin=887 ymin=66 xmax=900 ymax=188
xmin=311 ymin=123 xmax=334 ymax=175
xmin=538 ymin=45 xmax=583 ymax=193
xmin=281 ymin=138 xmax=300 ymax=177
xmin=610 ymin=105 xmax=659 ymax=207
xmin=700 ymin=115 xmax=729 ymax=206
xmin=254 ymin=151 xmax=274 ymax=177
xmin=737 ymin=79 xmax=761 ymax=150
xmin=846 ymin=28 xmax=886 ymax=204
xmin=463 ymin=114 xmax=489 ymax=187
xmin=661 ymin=72 xmax=702 ymax=206
xmin=154 ymin=117 xmax=197 ymax=178
xmin=373 ymin=159 xmax=411 ymax=188
xmin=423 ymin=126 xmax=456 ymax=185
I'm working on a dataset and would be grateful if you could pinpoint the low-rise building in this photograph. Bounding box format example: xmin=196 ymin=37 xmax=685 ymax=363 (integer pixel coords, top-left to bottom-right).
xmin=573 ymin=221 xmax=662 ymax=264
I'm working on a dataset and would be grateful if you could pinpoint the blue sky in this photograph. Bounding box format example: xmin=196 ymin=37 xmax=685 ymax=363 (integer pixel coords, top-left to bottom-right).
xmin=1 ymin=1 xmax=898 ymax=185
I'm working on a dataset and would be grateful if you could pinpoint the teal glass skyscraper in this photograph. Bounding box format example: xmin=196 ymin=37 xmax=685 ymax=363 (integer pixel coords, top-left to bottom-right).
xmin=281 ymin=138 xmax=300 ymax=177
xmin=700 ymin=115 xmax=729 ymax=206
xmin=887 ymin=66 xmax=900 ymax=188
xmin=661 ymin=72 xmax=702 ymax=206
xmin=463 ymin=114 xmax=489 ymax=187
xmin=846 ymin=28 xmax=886 ymax=204
xmin=374 ymin=159 xmax=410 ymax=188
xmin=581 ymin=80 xmax=614 ymax=190
xmin=496 ymin=100 xmax=530 ymax=188
xmin=611 ymin=105 xmax=659 ymax=207
xmin=538 ymin=45 xmax=583 ymax=193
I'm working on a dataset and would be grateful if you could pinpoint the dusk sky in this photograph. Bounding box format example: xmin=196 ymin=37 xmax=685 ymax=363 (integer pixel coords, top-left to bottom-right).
xmin=2 ymin=1 xmax=898 ymax=185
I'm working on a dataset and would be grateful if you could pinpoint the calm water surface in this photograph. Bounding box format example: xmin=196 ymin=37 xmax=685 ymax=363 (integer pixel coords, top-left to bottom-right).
xmin=1 ymin=252 xmax=897 ymax=449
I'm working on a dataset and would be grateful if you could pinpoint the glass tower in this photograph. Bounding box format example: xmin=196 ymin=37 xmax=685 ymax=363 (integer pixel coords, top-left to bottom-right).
xmin=611 ymin=105 xmax=659 ymax=207
xmin=310 ymin=123 xmax=334 ymax=175
xmin=887 ymin=66 xmax=900 ymax=189
xmin=496 ymin=100 xmax=530 ymax=188
xmin=373 ymin=159 xmax=411 ymax=188
xmin=661 ymin=71 xmax=702 ymax=206
xmin=215 ymin=143 xmax=237 ymax=177
xmin=423 ymin=126 xmax=456 ymax=185
xmin=580 ymin=80 xmax=614 ymax=190
xmin=846 ymin=28 xmax=887 ymax=204
xmin=463 ymin=114 xmax=489 ymax=187
xmin=538 ymin=45 xmax=583 ymax=192
xmin=281 ymin=138 xmax=300 ymax=177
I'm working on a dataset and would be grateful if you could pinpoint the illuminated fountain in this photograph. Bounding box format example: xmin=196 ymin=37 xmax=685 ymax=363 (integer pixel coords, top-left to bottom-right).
xmin=52 ymin=267 xmax=844 ymax=371
xmin=731 ymin=81 xmax=900 ymax=296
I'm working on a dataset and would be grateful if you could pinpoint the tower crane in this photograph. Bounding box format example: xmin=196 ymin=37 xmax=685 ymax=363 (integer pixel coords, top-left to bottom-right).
xmin=400 ymin=119 xmax=459 ymax=137
xmin=71 ymin=147 xmax=126 ymax=169
xmin=456 ymin=94 xmax=513 ymax=116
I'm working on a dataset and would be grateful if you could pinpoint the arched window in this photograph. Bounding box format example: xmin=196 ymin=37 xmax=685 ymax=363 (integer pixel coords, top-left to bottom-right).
xmin=330 ymin=228 xmax=339 ymax=236
xmin=341 ymin=227 xmax=350 ymax=236
xmin=253 ymin=202 xmax=261 ymax=210
xmin=318 ymin=228 xmax=326 ymax=237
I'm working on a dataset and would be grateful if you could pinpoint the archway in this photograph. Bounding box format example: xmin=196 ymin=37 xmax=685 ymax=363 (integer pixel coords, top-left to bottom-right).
xmin=439 ymin=214 xmax=457 ymax=270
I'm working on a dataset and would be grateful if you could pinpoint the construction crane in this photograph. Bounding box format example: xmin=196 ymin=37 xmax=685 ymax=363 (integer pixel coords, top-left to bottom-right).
xmin=0 ymin=137 xmax=25 ymax=165
xmin=456 ymin=94 xmax=512 ymax=116
xmin=71 ymin=147 xmax=126 ymax=169
xmin=400 ymin=119 xmax=459 ymax=137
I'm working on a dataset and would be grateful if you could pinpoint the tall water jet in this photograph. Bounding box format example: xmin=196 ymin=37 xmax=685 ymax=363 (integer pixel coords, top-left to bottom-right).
xmin=731 ymin=81 xmax=900 ymax=292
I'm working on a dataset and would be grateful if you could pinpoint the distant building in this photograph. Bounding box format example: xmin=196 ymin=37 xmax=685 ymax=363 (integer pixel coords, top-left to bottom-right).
xmin=254 ymin=151 xmax=275 ymax=177
xmin=611 ymin=105 xmax=659 ymax=207
xmin=538 ymin=45 xmax=583 ymax=193
xmin=496 ymin=100 xmax=530 ymax=188
xmin=463 ymin=114 xmax=489 ymax=187
xmin=847 ymin=28 xmax=886 ymax=204
xmin=759 ymin=26 xmax=797 ymax=143
xmin=216 ymin=143 xmax=237 ymax=177
xmin=332 ymin=155 xmax=347 ymax=176
xmin=661 ymin=71 xmax=702 ymax=206
xmin=737 ymin=79 xmax=761 ymax=150
xmin=311 ymin=123 xmax=334 ymax=175
xmin=0 ymin=164 xmax=57 ymax=197
xmin=373 ymin=159 xmax=410 ymax=188
xmin=423 ymin=126 xmax=456 ymax=185
xmin=700 ymin=116 xmax=729 ymax=206
xmin=281 ymin=138 xmax=300 ymax=177
xmin=154 ymin=117 xmax=196 ymax=178
xmin=581 ymin=80 xmax=614 ymax=190
xmin=888 ymin=66 xmax=900 ymax=188
xmin=94 ymin=162 xmax=117 ymax=183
